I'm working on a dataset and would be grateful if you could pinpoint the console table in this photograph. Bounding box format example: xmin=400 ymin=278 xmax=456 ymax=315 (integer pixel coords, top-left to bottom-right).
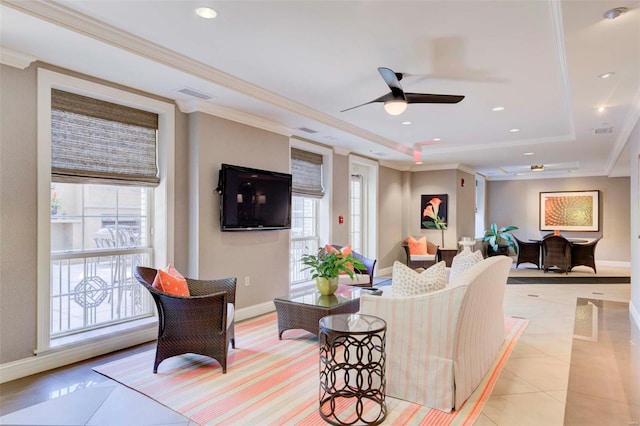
xmin=436 ymin=247 xmax=459 ymax=266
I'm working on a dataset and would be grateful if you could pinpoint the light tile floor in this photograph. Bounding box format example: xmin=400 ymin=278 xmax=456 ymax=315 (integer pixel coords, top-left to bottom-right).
xmin=1 ymin=273 xmax=637 ymax=425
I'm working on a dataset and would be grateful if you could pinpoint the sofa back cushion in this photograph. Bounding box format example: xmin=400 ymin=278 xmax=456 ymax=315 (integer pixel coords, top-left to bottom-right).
xmin=449 ymin=249 xmax=484 ymax=281
xmin=392 ymin=260 xmax=447 ymax=296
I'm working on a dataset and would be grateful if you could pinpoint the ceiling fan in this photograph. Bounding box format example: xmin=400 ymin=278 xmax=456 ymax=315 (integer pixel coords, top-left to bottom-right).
xmin=341 ymin=67 xmax=465 ymax=115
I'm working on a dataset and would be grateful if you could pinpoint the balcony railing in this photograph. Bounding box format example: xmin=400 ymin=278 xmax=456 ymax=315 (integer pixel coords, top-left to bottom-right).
xmin=50 ymin=248 xmax=153 ymax=338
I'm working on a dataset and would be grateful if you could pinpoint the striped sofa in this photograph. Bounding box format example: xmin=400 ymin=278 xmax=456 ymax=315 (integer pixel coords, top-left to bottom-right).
xmin=359 ymin=255 xmax=512 ymax=412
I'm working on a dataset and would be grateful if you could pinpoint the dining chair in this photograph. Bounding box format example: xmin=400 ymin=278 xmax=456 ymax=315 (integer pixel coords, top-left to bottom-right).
xmin=542 ymin=235 xmax=572 ymax=274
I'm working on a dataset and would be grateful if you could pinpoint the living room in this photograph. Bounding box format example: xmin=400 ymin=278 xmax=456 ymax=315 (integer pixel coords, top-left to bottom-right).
xmin=1 ymin=1 xmax=639 ymax=425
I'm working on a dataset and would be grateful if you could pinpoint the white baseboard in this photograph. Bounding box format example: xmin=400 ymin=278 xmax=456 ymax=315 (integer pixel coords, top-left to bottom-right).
xmin=597 ymin=260 xmax=631 ymax=268
xmin=235 ymin=301 xmax=275 ymax=321
xmin=0 ymin=325 xmax=157 ymax=384
xmin=376 ymin=266 xmax=392 ymax=277
xmin=0 ymin=302 xmax=276 ymax=384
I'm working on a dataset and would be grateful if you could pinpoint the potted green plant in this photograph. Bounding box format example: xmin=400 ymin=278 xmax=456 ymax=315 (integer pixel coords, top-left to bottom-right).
xmin=301 ymin=248 xmax=365 ymax=295
xmin=483 ymin=222 xmax=518 ymax=256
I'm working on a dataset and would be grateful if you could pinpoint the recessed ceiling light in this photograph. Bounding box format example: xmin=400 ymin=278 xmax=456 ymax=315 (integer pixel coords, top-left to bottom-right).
xmin=433 ymin=138 xmax=441 ymax=141
xmin=599 ymin=72 xmax=615 ymax=79
xmin=196 ymin=7 xmax=217 ymax=19
xmin=401 ymin=121 xmax=412 ymax=125
xmin=492 ymin=106 xmax=505 ymax=112
xmin=415 ymin=161 xmax=423 ymax=165
xmin=509 ymin=128 xmax=520 ymax=133
xmin=603 ymin=7 xmax=628 ymax=19
xmin=598 ymin=106 xmax=606 ymax=113
xmin=523 ymin=152 xmax=534 ymax=156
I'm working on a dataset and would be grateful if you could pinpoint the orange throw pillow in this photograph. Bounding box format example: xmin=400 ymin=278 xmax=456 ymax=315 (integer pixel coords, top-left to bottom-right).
xmin=407 ymin=236 xmax=428 ymax=255
xmin=152 ymin=266 xmax=190 ymax=297
xmin=325 ymin=244 xmax=355 ymax=273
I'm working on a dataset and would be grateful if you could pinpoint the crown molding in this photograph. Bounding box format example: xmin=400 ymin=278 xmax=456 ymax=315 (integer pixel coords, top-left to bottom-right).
xmin=2 ymin=0 xmax=409 ymax=158
xmin=176 ymin=99 xmax=293 ymax=136
xmin=0 ymin=46 xmax=37 ymax=69
xmin=332 ymin=146 xmax=351 ymax=156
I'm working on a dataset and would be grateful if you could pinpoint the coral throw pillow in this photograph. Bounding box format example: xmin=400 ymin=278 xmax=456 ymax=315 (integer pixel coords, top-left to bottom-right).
xmin=407 ymin=236 xmax=428 ymax=255
xmin=449 ymin=250 xmax=484 ymax=281
xmin=152 ymin=265 xmax=190 ymax=297
xmin=325 ymin=244 xmax=355 ymax=273
xmin=391 ymin=260 xmax=447 ymax=296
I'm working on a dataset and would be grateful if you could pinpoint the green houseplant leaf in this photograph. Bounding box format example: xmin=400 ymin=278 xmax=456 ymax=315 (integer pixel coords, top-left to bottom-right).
xmin=300 ymin=248 xmax=365 ymax=280
xmin=483 ymin=222 xmax=519 ymax=254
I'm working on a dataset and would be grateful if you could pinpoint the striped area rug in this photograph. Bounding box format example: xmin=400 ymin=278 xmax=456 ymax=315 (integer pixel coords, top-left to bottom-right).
xmin=94 ymin=313 xmax=527 ymax=425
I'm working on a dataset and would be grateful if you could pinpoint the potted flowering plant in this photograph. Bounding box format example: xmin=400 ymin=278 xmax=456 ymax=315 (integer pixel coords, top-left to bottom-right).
xmin=51 ymin=192 xmax=62 ymax=215
xmin=301 ymin=247 xmax=365 ymax=295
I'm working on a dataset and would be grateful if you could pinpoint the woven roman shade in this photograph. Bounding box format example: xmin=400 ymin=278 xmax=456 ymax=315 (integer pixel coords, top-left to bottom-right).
xmin=51 ymin=89 xmax=160 ymax=186
xmin=291 ymin=148 xmax=324 ymax=198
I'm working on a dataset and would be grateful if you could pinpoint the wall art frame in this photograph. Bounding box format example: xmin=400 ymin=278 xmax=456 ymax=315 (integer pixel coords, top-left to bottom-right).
xmin=539 ymin=190 xmax=600 ymax=232
xmin=421 ymin=194 xmax=448 ymax=230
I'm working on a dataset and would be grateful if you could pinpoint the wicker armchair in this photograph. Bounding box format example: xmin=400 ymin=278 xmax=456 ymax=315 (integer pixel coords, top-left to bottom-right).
xmin=542 ymin=236 xmax=571 ymax=274
xmin=570 ymin=238 xmax=600 ymax=273
xmin=402 ymin=239 xmax=438 ymax=269
xmin=329 ymin=245 xmax=376 ymax=287
xmin=514 ymin=236 xmax=541 ymax=269
xmin=134 ymin=266 xmax=237 ymax=373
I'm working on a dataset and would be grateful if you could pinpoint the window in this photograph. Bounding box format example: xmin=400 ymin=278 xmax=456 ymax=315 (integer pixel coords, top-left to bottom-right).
xmin=289 ymin=140 xmax=331 ymax=293
xmin=350 ymin=174 xmax=363 ymax=253
xmin=50 ymin=183 xmax=153 ymax=339
xmin=37 ymin=69 xmax=175 ymax=354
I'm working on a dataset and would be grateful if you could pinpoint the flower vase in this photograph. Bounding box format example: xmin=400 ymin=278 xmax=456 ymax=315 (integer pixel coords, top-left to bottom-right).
xmin=316 ymin=277 xmax=338 ymax=295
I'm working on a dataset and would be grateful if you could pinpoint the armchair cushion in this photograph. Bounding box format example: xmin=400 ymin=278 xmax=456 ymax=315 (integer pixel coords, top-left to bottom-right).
xmin=152 ymin=267 xmax=190 ymax=297
xmin=325 ymin=244 xmax=355 ymax=273
xmin=407 ymin=236 xmax=428 ymax=255
xmin=391 ymin=260 xmax=447 ymax=296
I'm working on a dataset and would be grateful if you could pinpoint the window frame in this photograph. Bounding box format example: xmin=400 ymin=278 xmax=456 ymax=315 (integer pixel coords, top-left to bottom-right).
xmin=36 ymin=69 xmax=175 ymax=354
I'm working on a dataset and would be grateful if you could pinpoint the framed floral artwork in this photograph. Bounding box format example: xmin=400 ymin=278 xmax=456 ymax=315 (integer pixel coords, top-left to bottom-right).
xmin=539 ymin=190 xmax=599 ymax=231
xmin=421 ymin=194 xmax=448 ymax=230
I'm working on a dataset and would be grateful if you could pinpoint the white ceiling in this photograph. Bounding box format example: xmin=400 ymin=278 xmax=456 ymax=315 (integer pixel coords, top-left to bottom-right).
xmin=1 ymin=0 xmax=639 ymax=180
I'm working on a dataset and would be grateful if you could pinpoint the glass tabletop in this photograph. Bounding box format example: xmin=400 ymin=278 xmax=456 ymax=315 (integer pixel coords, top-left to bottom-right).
xmin=274 ymin=285 xmax=361 ymax=308
xmin=319 ymin=313 xmax=386 ymax=334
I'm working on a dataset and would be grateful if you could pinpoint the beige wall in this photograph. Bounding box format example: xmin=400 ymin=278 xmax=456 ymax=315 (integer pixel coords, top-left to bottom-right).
xmin=377 ymin=166 xmax=405 ymax=270
xmin=486 ymin=176 xmax=631 ymax=262
xmin=331 ymin=154 xmax=350 ymax=245
xmin=0 ymin=64 xmax=38 ymax=362
xmin=409 ymin=169 xmax=475 ymax=249
xmin=188 ymin=113 xmax=291 ymax=309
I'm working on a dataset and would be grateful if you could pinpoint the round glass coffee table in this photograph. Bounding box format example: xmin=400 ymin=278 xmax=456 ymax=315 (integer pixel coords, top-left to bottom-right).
xmin=318 ymin=313 xmax=387 ymax=426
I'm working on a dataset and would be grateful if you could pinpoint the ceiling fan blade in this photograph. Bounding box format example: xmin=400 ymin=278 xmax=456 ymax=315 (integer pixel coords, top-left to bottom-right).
xmin=340 ymin=92 xmax=396 ymax=112
xmin=378 ymin=67 xmax=406 ymax=99
xmin=405 ymin=93 xmax=465 ymax=104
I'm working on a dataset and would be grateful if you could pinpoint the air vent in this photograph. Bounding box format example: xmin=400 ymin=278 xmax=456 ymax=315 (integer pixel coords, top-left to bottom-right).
xmin=593 ymin=127 xmax=613 ymax=135
xmin=297 ymin=127 xmax=318 ymax=134
xmin=177 ymin=87 xmax=214 ymax=100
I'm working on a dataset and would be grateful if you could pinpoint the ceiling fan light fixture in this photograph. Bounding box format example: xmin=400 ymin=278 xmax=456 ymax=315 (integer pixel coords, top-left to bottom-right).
xmin=383 ymin=100 xmax=408 ymax=115
xmin=603 ymin=7 xmax=628 ymax=19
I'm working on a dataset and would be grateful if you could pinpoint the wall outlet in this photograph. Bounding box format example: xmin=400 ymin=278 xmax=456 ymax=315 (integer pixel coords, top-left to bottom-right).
xmin=244 ymin=276 xmax=250 ymax=287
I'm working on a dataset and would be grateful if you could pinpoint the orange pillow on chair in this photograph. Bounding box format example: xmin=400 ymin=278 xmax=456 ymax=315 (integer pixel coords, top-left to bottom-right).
xmin=325 ymin=244 xmax=355 ymax=273
xmin=152 ymin=265 xmax=190 ymax=297
xmin=407 ymin=236 xmax=428 ymax=255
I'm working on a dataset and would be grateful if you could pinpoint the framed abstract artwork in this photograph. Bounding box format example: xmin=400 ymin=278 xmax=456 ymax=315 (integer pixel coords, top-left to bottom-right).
xmin=539 ymin=190 xmax=599 ymax=231
xmin=421 ymin=194 xmax=448 ymax=229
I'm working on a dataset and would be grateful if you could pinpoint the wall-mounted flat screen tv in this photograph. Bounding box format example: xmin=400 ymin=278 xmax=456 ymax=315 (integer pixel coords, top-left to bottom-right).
xmin=217 ymin=164 xmax=292 ymax=231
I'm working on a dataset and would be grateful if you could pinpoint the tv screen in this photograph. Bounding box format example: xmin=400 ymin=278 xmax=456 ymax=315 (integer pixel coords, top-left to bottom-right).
xmin=218 ymin=164 xmax=292 ymax=231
